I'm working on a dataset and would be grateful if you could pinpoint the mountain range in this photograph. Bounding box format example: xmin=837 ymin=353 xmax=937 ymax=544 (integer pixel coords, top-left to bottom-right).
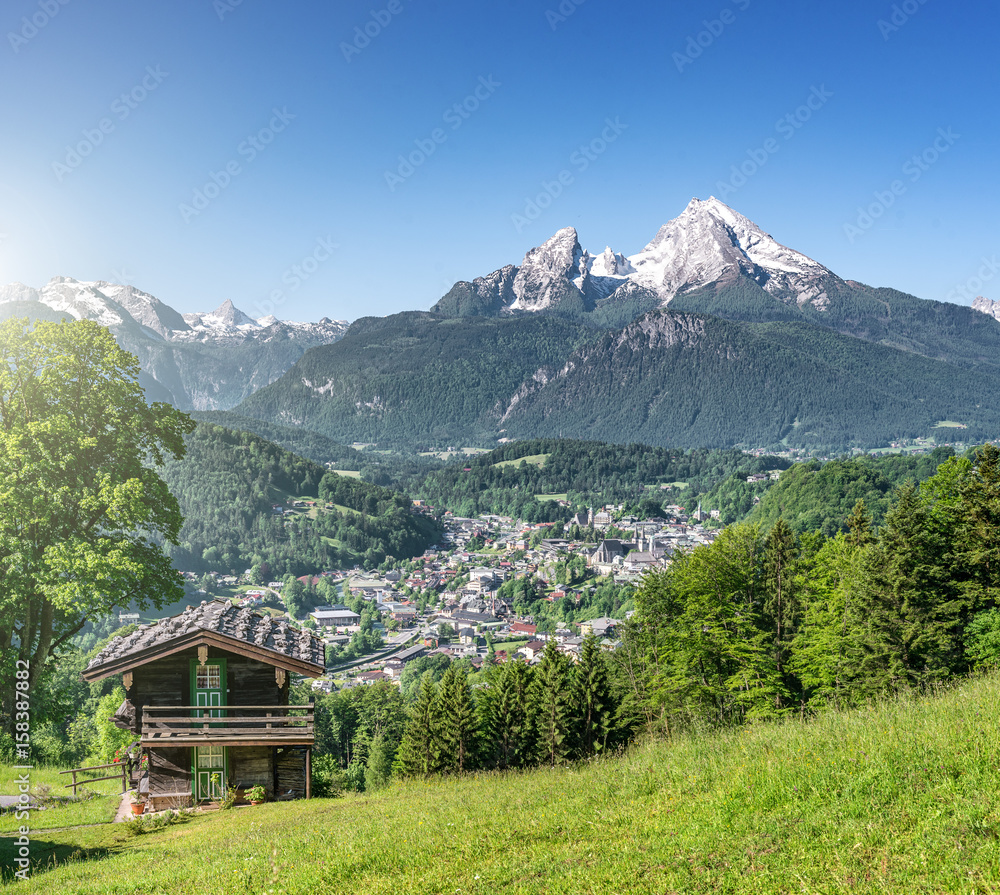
xmin=235 ymin=198 xmax=1000 ymax=451
xmin=434 ymin=197 xmax=838 ymax=320
xmin=7 ymin=198 xmax=1000 ymax=452
xmin=0 ymin=277 xmax=347 ymax=410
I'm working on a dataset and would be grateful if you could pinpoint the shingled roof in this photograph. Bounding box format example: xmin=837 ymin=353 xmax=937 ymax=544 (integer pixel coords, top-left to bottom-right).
xmin=83 ymin=599 xmax=326 ymax=680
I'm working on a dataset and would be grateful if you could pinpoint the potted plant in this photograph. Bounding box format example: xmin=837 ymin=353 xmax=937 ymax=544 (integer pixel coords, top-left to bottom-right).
xmin=245 ymin=784 xmax=266 ymax=805
xmin=128 ymin=790 xmax=146 ymax=816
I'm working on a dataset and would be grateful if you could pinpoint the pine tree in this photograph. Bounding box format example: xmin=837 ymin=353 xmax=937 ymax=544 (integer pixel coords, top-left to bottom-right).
xmin=845 ymin=498 xmax=874 ymax=547
xmin=478 ymin=659 xmax=533 ymax=769
xmin=529 ymin=640 xmax=572 ymax=767
xmin=856 ymin=483 xmax=960 ymax=692
xmin=763 ymin=518 xmax=801 ymax=711
xmin=435 ymin=665 xmax=478 ymax=772
xmin=393 ymin=673 xmax=441 ymax=777
xmin=571 ymin=634 xmax=612 ymax=757
xmin=954 ymin=445 xmax=1000 ymax=621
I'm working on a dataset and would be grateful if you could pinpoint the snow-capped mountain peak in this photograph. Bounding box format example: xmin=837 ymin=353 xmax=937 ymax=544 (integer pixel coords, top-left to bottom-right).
xmin=510 ymin=227 xmax=586 ymax=311
xmin=627 ymin=196 xmax=835 ymax=306
xmin=972 ymin=295 xmax=1000 ymax=321
xmin=0 ymin=277 xmax=351 ymax=411
xmin=439 ymin=197 xmax=842 ymax=319
xmin=183 ymin=299 xmax=260 ymax=332
xmin=589 ymin=246 xmax=634 ymax=278
xmin=0 ymin=277 xmax=349 ymax=346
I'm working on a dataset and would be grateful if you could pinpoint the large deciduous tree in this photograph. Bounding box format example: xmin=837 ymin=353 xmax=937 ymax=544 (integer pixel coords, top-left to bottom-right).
xmin=0 ymin=318 xmax=194 ymax=734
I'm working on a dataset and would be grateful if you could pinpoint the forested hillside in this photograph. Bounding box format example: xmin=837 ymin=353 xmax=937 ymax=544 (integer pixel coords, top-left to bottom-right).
xmin=699 ymin=448 xmax=955 ymax=530
xmin=191 ymin=410 xmax=443 ymax=485
xmin=160 ymin=424 xmax=441 ymax=574
xmin=234 ymin=303 xmax=1000 ymax=453
xmin=236 ymin=311 xmax=596 ymax=449
xmin=670 ymin=277 xmax=1000 ymax=370
xmin=745 ymin=449 xmax=954 ymax=534
xmin=501 ymin=311 xmax=1000 ymax=449
xmin=402 ymin=438 xmax=789 ymax=520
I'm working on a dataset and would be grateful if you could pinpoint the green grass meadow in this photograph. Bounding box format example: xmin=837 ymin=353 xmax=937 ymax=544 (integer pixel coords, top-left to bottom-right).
xmin=0 ymin=765 xmax=123 ymax=834
xmin=4 ymin=674 xmax=1000 ymax=892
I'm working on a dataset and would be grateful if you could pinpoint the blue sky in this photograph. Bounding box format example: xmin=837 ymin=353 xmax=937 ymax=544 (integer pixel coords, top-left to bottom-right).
xmin=1 ymin=0 xmax=997 ymax=322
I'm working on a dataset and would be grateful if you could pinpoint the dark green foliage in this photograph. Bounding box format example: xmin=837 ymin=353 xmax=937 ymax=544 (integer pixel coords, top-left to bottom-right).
xmin=745 ymin=448 xmax=954 ymax=535
xmin=192 ymin=412 xmax=365 ymax=466
xmin=399 ymin=654 xmax=452 ymax=702
xmin=668 ymin=278 xmax=804 ymax=323
xmin=667 ymin=276 xmax=1000 ymax=372
xmin=434 ymin=666 xmax=477 ymax=772
xmin=965 ymin=609 xmax=1000 ymax=669
xmin=192 ymin=410 xmax=444 ymax=482
xmin=159 ymin=423 xmax=441 ymax=575
xmin=530 ymin=641 xmax=574 ymax=766
xmin=503 ymin=311 xmax=1000 ymax=450
xmin=233 ymin=283 xmax=1000 ymax=452
xmin=624 ymin=445 xmax=1000 ymax=728
xmin=236 ymin=311 xmax=596 ymax=450
xmin=855 ymin=484 xmax=963 ymax=692
xmin=394 ymin=674 xmax=443 ymax=777
xmin=478 ymin=659 xmax=534 ymax=770
xmin=571 ymin=634 xmax=613 ymax=757
xmin=405 ymin=437 xmax=789 ymax=522
xmin=309 ymin=681 xmax=407 ymax=790
xmin=763 ymin=519 xmax=801 ymax=711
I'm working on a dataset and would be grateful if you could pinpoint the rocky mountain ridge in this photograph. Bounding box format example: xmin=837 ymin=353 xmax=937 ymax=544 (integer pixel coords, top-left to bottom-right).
xmin=0 ymin=277 xmax=348 ymax=410
xmin=435 ymin=197 xmax=845 ymax=319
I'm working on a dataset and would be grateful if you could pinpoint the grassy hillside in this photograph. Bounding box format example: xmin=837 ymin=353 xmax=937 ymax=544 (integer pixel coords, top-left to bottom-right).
xmin=5 ymin=674 xmax=1000 ymax=892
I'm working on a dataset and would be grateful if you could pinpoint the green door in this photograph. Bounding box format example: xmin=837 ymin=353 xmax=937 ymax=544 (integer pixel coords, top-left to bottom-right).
xmin=194 ymin=745 xmax=225 ymax=801
xmin=191 ymin=660 xmax=225 ymax=720
xmin=190 ymin=660 xmax=227 ymax=801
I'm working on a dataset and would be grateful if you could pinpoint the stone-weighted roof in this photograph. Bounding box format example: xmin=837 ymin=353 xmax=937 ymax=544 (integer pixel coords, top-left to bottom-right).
xmin=85 ymin=599 xmax=326 ymax=674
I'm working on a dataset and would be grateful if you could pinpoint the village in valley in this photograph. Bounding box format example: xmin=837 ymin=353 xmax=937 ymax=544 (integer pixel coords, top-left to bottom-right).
xmin=178 ymin=500 xmax=724 ymax=695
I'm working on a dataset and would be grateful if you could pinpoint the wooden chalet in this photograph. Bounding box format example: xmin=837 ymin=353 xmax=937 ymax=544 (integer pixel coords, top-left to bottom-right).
xmin=83 ymin=599 xmax=325 ymax=811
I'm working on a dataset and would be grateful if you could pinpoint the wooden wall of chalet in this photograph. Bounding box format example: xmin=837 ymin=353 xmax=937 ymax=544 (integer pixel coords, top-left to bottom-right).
xmin=230 ymin=746 xmax=272 ymax=797
xmin=130 ymin=646 xmax=288 ymax=735
xmin=228 ymin=654 xmax=287 ymax=712
xmin=275 ymin=747 xmax=308 ymax=799
xmin=132 ymin=654 xmax=189 ymax=736
xmin=148 ymin=746 xmax=192 ymax=800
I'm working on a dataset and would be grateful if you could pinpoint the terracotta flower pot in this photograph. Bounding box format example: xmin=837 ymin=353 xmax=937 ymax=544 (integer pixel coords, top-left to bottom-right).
xmin=130 ymin=802 xmax=145 ymax=816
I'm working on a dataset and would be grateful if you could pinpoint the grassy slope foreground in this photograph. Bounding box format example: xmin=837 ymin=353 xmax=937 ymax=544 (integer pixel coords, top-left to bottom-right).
xmin=4 ymin=675 xmax=1000 ymax=893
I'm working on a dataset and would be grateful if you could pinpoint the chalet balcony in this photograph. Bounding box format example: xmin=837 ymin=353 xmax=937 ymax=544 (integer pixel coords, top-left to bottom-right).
xmin=141 ymin=705 xmax=314 ymax=747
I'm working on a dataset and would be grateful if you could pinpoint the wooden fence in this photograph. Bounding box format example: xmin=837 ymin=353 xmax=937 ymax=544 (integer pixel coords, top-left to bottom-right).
xmin=59 ymin=761 xmax=129 ymax=796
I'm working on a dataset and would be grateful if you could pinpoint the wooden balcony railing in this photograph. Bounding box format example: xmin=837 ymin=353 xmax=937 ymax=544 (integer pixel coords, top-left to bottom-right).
xmin=141 ymin=705 xmax=314 ymax=746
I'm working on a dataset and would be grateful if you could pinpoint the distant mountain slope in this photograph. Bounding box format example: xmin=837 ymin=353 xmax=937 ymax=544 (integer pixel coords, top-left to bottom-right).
xmin=234 ymin=302 xmax=1000 ymax=452
xmin=235 ymin=311 xmax=597 ymax=449
xmin=497 ymin=310 xmax=1000 ymax=449
xmin=0 ymin=278 xmax=348 ymax=410
xmin=191 ymin=412 xmax=365 ymax=466
xmin=191 ymin=410 xmax=444 ymax=483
